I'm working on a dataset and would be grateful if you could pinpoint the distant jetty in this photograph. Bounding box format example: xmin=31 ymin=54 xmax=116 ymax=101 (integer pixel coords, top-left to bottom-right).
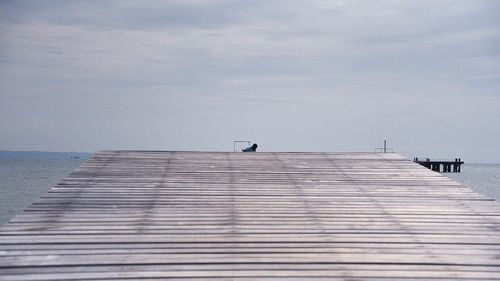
xmin=414 ymin=157 xmax=464 ymax=173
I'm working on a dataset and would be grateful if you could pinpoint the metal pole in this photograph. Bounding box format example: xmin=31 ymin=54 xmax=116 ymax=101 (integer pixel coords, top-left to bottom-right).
xmin=383 ymin=140 xmax=387 ymax=153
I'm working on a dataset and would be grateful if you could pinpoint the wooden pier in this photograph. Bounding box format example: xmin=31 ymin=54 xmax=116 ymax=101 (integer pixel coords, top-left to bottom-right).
xmin=415 ymin=158 xmax=464 ymax=173
xmin=1 ymin=151 xmax=500 ymax=280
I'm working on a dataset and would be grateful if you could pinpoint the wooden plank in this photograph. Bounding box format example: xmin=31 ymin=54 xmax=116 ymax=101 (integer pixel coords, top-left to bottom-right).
xmin=1 ymin=151 xmax=500 ymax=280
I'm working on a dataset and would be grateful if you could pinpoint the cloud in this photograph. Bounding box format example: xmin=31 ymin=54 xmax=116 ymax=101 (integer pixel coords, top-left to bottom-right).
xmin=0 ymin=0 xmax=499 ymax=161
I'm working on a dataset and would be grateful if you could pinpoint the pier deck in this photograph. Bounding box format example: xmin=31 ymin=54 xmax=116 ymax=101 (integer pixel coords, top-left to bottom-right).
xmin=1 ymin=151 xmax=500 ymax=280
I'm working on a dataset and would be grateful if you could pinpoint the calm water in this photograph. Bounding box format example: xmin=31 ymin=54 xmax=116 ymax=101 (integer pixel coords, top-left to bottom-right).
xmin=0 ymin=159 xmax=85 ymax=225
xmin=0 ymin=160 xmax=499 ymax=225
xmin=445 ymin=163 xmax=500 ymax=201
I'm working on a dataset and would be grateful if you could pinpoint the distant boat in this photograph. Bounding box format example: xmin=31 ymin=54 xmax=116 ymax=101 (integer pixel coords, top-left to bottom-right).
xmin=70 ymin=156 xmax=80 ymax=159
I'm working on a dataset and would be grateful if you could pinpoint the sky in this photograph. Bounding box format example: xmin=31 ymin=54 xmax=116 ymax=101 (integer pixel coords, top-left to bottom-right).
xmin=0 ymin=0 xmax=499 ymax=162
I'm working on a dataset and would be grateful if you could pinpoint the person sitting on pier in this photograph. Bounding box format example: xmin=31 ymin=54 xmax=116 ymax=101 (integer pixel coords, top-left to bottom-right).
xmin=242 ymin=143 xmax=258 ymax=152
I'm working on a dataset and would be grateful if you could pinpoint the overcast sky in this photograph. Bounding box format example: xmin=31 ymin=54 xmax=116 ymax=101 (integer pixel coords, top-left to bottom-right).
xmin=0 ymin=0 xmax=499 ymax=162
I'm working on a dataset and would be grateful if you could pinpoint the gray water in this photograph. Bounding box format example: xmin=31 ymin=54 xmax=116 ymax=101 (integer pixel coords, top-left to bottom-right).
xmin=0 ymin=160 xmax=499 ymax=225
xmin=445 ymin=163 xmax=500 ymax=201
xmin=0 ymin=159 xmax=85 ymax=225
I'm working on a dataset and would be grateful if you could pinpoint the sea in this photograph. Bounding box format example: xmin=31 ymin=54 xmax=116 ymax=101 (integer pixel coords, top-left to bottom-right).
xmin=0 ymin=159 xmax=499 ymax=225
xmin=0 ymin=158 xmax=86 ymax=225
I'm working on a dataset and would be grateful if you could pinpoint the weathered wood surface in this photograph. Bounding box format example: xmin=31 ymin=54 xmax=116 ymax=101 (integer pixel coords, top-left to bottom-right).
xmin=1 ymin=150 xmax=500 ymax=280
